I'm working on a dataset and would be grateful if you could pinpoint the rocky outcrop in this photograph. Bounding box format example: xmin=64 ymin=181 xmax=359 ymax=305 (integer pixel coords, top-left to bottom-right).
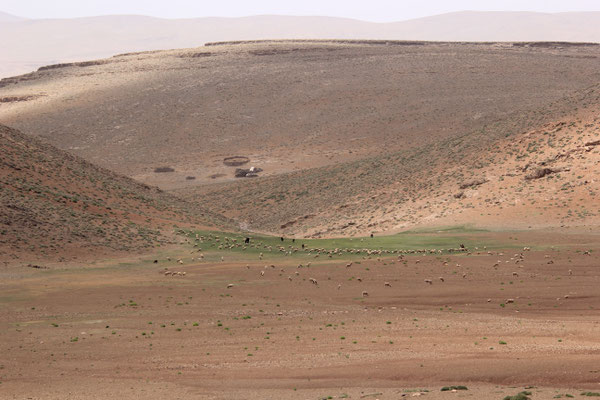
xmin=525 ymin=167 xmax=563 ymax=180
xmin=459 ymin=178 xmax=488 ymax=189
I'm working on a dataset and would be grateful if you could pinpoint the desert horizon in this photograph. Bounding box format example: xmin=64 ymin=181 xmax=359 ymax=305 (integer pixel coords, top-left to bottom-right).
xmin=1 ymin=10 xmax=600 ymax=79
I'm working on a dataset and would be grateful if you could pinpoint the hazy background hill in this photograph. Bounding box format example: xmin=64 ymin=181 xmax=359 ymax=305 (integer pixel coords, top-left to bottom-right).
xmin=1 ymin=11 xmax=600 ymax=78
xmin=0 ymin=11 xmax=25 ymax=22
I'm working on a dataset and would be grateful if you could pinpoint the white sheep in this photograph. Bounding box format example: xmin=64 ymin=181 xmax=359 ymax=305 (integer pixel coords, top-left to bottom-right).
xmin=424 ymin=279 xmax=432 ymax=285
xmin=384 ymin=282 xmax=392 ymax=287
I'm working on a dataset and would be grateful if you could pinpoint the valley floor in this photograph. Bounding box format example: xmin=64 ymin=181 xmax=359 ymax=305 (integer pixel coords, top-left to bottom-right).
xmin=1 ymin=230 xmax=599 ymax=399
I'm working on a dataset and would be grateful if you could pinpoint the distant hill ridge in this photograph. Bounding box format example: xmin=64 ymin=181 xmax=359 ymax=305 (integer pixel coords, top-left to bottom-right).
xmin=1 ymin=11 xmax=600 ymax=78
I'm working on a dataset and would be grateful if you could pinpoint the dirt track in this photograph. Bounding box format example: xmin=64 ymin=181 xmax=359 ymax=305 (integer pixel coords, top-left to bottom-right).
xmin=2 ymin=241 xmax=600 ymax=399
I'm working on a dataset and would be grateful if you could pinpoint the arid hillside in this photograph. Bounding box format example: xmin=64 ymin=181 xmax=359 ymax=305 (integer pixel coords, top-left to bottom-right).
xmin=185 ymin=84 xmax=600 ymax=236
xmin=1 ymin=40 xmax=600 ymax=192
xmin=0 ymin=124 xmax=228 ymax=261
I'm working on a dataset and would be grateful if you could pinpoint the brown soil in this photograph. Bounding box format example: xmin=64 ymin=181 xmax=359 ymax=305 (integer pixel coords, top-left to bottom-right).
xmin=1 ymin=235 xmax=599 ymax=399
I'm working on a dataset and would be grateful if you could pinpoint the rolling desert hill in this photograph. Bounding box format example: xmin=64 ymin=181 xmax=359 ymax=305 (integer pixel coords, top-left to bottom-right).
xmin=0 ymin=123 xmax=228 ymax=261
xmin=2 ymin=40 xmax=600 ymax=189
xmin=1 ymin=11 xmax=600 ymax=78
xmin=187 ymin=84 xmax=600 ymax=236
xmin=1 ymin=40 xmax=600 ymax=237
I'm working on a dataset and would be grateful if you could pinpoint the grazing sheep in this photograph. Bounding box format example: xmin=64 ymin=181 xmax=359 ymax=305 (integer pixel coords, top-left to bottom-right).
xmin=506 ymin=299 xmax=515 ymax=304
xmin=164 ymin=271 xmax=172 ymax=276
xmin=153 ymin=260 xmax=158 ymax=264
xmin=178 ymin=259 xmax=183 ymax=265
xmin=260 ymin=271 xmax=265 ymax=277
xmin=309 ymin=278 xmax=318 ymax=285
xmin=569 ymin=269 xmax=573 ymax=275
xmin=346 ymin=263 xmax=352 ymax=268
xmin=424 ymin=279 xmax=433 ymax=285
xmin=295 ymin=271 xmax=300 ymax=276
xmin=439 ymin=277 xmax=445 ymax=282
xmin=246 ymin=265 xmax=250 ymax=269
xmin=362 ymin=291 xmax=369 ymax=297
xmin=384 ymin=282 xmax=392 ymax=287
xmin=288 ymin=276 xmax=292 ymax=281
xmin=227 ymin=284 xmax=234 ymax=289
xmin=357 ymin=277 xmax=363 ymax=282
xmin=462 ymin=273 xmax=467 ymax=278
xmin=512 ymin=272 xmax=519 ymax=277
xmin=337 ymin=284 xmax=342 ymax=290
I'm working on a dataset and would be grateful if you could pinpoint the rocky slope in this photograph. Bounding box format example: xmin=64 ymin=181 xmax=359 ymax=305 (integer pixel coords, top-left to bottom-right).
xmin=0 ymin=124 xmax=228 ymax=261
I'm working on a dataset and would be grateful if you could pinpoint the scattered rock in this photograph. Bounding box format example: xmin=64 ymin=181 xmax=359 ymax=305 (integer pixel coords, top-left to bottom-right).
xmin=459 ymin=178 xmax=488 ymax=189
xmin=235 ymin=167 xmax=263 ymax=178
xmin=525 ymin=167 xmax=563 ymax=180
xmin=154 ymin=166 xmax=175 ymax=173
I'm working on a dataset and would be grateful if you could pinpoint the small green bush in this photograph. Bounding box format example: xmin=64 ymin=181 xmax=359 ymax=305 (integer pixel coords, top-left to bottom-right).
xmin=441 ymin=385 xmax=468 ymax=391
xmin=503 ymin=391 xmax=531 ymax=400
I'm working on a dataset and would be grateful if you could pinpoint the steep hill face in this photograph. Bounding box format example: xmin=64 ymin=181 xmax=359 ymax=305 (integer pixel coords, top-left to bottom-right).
xmin=1 ymin=41 xmax=600 ymax=191
xmin=0 ymin=124 xmax=227 ymax=261
xmin=183 ymin=85 xmax=600 ymax=236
